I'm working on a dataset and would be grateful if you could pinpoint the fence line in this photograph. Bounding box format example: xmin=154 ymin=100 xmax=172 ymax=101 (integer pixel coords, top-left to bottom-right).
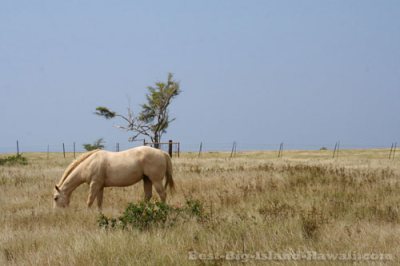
xmin=0 ymin=140 xmax=398 ymax=159
xmin=0 ymin=142 xmax=144 ymax=154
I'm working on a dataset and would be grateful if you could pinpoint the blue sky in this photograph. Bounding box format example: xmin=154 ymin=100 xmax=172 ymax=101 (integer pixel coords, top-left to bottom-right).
xmin=1 ymin=0 xmax=399 ymax=152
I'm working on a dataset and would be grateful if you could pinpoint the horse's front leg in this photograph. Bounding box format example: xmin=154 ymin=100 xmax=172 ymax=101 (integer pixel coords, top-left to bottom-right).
xmin=87 ymin=181 xmax=103 ymax=208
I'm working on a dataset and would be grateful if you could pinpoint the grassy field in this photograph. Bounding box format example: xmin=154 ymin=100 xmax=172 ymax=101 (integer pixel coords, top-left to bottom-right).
xmin=0 ymin=149 xmax=399 ymax=265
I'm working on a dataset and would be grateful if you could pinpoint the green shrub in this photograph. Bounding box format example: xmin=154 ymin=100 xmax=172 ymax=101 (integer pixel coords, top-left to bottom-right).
xmin=98 ymin=199 xmax=207 ymax=230
xmin=0 ymin=154 xmax=28 ymax=166
xmin=120 ymin=201 xmax=171 ymax=230
xmin=185 ymin=198 xmax=207 ymax=221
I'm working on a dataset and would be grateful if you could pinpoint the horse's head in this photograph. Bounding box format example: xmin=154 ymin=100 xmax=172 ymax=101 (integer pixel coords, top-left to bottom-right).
xmin=53 ymin=185 xmax=70 ymax=208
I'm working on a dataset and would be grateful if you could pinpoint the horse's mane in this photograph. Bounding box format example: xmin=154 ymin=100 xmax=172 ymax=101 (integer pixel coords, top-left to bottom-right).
xmin=57 ymin=149 xmax=101 ymax=186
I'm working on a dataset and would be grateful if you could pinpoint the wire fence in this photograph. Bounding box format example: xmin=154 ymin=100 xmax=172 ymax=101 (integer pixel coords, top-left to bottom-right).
xmin=177 ymin=142 xmax=397 ymax=153
xmin=0 ymin=140 xmax=397 ymax=156
xmin=0 ymin=141 xmax=142 ymax=154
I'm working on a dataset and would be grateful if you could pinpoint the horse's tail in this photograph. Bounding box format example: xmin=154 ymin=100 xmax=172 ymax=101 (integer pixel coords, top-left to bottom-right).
xmin=164 ymin=152 xmax=175 ymax=191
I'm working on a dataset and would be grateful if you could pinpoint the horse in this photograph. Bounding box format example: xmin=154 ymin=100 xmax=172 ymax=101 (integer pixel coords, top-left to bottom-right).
xmin=53 ymin=146 xmax=174 ymax=209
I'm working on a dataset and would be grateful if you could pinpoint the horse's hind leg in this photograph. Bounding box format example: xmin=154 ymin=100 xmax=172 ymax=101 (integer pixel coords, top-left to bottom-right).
xmin=143 ymin=175 xmax=153 ymax=201
xmin=153 ymin=181 xmax=166 ymax=203
xmin=96 ymin=187 xmax=104 ymax=209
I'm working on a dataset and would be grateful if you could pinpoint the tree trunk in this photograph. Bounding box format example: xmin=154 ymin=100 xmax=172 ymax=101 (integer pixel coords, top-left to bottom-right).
xmin=153 ymin=133 xmax=160 ymax=149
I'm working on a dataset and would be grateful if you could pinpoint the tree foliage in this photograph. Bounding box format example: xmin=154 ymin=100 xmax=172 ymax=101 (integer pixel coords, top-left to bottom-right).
xmin=95 ymin=73 xmax=180 ymax=146
xmin=83 ymin=138 xmax=105 ymax=151
xmin=95 ymin=107 xmax=116 ymax=119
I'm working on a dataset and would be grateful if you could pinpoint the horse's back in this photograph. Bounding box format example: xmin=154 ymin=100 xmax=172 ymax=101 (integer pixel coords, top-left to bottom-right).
xmin=122 ymin=146 xmax=168 ymax=177
xmin=103 ymin=146 xmax=167 ymax=187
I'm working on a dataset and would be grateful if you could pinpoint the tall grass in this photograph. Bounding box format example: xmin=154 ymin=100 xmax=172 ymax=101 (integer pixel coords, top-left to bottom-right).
xmin=0 ymin=150 xmax=399 ymax=265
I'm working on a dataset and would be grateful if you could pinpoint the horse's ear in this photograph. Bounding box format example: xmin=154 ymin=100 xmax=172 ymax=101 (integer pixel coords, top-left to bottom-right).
xmin=55 ymin=185 xmax=60 ymax=192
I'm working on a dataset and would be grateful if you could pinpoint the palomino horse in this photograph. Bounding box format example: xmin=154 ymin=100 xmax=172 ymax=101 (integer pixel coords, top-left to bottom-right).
xmin=53 ymin=146 xmax=174 ymax=209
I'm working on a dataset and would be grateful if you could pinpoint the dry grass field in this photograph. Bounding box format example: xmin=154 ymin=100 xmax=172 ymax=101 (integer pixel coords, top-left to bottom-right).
xmin=1 ymin=149 xmax=399 ymax=265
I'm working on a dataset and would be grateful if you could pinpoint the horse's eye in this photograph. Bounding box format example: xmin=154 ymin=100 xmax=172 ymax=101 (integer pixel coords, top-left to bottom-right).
xmin=54 ymin=196 xmax=59 ymax=201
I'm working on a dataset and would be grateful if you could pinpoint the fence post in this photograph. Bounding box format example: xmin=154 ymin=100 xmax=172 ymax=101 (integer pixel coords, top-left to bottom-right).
xmin=16 ymin=140 xmax=20 ymax=156
xmin=393 ymin=142 xmax=397 ymax=160
xmin=230 ymin=141 xmax=237 ymax=158
xmin=168 ymin=140 xmax=173 ymax=157
xmin=198 ymin=142 xmax=203 ymax=158
xmin=278 ymin=143 xmax=283 ymax=158
xmin=389 ymin=143 xmax=394 ymax=159
xmin=177 ymin=142 xmax=180 ymax=158
xmin=62 ymin=143 xmax=66 ymax=158
xmin=143 ymin=140 xmax=146 ymax=146
xmin=73 ymin=142 xmax=76 ymax=159
xmin=332 ymin=142 xmax=338 ymax=159
xmin=116 ymin=142 xmax=120 ymax=152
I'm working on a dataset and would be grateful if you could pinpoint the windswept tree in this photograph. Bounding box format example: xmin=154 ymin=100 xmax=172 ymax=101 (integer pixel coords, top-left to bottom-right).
xmin=95 ymin=73 xmax=180 ymax=148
